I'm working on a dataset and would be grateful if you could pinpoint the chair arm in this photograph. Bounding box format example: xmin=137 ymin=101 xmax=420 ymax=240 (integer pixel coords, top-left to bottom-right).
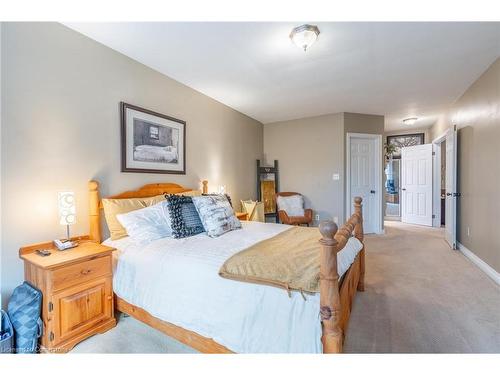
xmin=278 ymin=210 xmax=291 ymax=224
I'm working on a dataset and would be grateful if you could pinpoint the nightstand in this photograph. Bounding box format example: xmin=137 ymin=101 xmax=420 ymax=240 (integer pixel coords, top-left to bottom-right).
xmin=19 ymin=237 xmax=116 ymax=353
xmin=235 ymin=212 xmax=249 ymax=221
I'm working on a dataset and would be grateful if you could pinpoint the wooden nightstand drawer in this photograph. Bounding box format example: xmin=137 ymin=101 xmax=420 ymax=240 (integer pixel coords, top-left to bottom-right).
xmin=52 ymin=255 xmax=111 ymax=292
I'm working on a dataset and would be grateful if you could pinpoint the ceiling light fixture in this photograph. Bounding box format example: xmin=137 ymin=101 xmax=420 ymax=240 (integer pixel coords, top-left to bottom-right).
xmin=289 ymin=24 xmax=320 ymax=52
xmin=403 ymin=117 xmax=418 ymax=126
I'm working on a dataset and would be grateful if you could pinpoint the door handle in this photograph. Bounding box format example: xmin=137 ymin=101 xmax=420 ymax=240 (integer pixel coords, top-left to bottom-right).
xmin=401 ymin=188 xmax=406 ymax=191
xmin=446 ymin=193 xmax=452 ymax=196
xmin=370 ymin=190 xmax=376 ymax=194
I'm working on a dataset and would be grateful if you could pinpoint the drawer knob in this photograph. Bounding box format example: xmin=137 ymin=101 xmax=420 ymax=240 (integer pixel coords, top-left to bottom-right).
xmin=81 ymin=269 xmax=92 ymax=275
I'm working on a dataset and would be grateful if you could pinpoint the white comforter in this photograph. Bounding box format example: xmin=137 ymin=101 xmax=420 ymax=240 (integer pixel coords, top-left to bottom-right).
xmin=105 ymin=221 xmax=362 ymax=353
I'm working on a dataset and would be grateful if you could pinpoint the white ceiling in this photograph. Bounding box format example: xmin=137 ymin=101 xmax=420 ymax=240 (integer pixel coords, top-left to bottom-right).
xmin=66 ymin=22 xmax=500 ymax=130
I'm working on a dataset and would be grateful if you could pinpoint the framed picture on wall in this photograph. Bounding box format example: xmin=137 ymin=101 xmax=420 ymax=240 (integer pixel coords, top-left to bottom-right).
xmin=386 ymin=133 xmax=424 ymax=159
xmin=120 ymin=102 xmax=186 ymax=174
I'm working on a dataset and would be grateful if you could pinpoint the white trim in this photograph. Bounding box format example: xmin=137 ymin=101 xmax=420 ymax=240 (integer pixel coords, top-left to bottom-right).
xmin=432 ymin=131 xmax=447 ymax=145
xmin=346 ymin=132 xmax=383 ymax=234
xmin=432 ymin=140 xmax=443 ymax=228
xmin=458 ymin=242 xmax=500 ymax=286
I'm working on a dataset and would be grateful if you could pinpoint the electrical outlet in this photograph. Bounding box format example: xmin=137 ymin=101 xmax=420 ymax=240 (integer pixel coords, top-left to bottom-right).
xmin=315 ymin=214 xmax=320 ymax=221
xmin=332 ymin=173 xmax=340 ymax=181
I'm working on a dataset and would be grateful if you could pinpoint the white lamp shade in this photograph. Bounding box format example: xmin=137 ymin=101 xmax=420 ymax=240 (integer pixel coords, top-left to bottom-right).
xmin=58 ymin=191 xmax=76 ymax=226
xmin=403 ymin=117 xmax=418 ymax=126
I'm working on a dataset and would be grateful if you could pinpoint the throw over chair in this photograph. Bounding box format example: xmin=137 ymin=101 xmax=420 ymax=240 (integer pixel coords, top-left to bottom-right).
xmin=276 ymin=192 xmax=313 ymax=226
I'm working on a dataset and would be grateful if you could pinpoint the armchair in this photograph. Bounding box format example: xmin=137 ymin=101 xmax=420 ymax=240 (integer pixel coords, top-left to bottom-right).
xmin=276 ymin=192 xmax=313 ymax=226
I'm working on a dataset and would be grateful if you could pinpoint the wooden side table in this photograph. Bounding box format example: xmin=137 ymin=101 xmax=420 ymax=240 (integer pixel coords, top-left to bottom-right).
xmin=19 ymin=237 xmax=116 ymax=353
xmin=235 ymin=212 xmax=249 ymax=221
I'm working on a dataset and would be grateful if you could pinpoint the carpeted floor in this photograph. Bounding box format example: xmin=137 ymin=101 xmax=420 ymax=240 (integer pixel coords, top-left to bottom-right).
xmin=72 ymin=221 xmax=500 ymax=353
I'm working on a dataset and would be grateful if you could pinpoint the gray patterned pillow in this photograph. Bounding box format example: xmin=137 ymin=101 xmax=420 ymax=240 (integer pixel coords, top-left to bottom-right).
xmin=166 ymin=195 xmax=205 ymax=239
xmin=192 ymin=195 xmax=241 ymax=238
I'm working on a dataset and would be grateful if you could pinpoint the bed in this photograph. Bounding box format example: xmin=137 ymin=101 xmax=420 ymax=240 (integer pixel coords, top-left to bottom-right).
xmin=88 ymin=180 xmax=366 ymax=353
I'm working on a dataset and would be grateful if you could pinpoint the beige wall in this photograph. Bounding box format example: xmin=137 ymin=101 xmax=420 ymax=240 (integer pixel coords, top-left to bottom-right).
xmin=264 ymin=112 xmax=385 ymax=226
xmin=0 ymin=23 xmax=263 ymax=305
xmin=430 ymin=114 xmax=451 ymax=141
xmin=429 ymin=57 xmax=500 ymax=272
xmin=264 ymin=113 xmax=344 ymax=224
xmin=344 ymin=112 xmax=384 ymax=135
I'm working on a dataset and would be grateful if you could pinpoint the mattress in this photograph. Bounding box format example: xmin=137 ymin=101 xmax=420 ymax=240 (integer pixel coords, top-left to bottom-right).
xmin=105 ymin=221 xmax=363 ymax=353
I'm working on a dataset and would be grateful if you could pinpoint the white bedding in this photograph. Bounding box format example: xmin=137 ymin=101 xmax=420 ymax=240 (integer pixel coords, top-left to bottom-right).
xmin=105 ymin=221 xmax=363 ymax=353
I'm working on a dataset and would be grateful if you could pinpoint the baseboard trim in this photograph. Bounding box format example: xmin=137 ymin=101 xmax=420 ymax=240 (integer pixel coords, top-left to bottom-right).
xmin=457 ymin=242 xmax=500 ymax=286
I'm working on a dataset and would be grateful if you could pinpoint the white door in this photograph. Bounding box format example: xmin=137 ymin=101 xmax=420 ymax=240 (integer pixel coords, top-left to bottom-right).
xmin=348 ymin=136 xmax=379 ymax=233
xmin=401 ymin=144 xmax=433 ymax=226
xmin=445 ymin=127 xmax=458 ymax=249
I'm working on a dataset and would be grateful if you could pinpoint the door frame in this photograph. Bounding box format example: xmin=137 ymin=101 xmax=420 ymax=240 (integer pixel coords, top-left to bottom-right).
xmin=346 ymin=132 xmax=383 ymax=234
xmin=432 ymin=131 xmax=447 ymax=228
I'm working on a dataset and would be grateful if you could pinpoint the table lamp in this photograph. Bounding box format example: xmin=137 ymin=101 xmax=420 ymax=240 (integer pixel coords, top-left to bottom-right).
xmin=56 ymin=191 xmax=78 ymax=249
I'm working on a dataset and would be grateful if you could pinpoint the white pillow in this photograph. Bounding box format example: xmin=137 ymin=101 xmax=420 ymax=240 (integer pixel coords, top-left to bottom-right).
xmin=277 ymin=195 xmax=305 ymax=216
xmin=116 ymin=200 xmax=172 ymax=245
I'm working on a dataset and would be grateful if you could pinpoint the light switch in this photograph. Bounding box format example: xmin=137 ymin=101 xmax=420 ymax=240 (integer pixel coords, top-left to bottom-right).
xmin=332 ymin=173 xmax=340 ymax=181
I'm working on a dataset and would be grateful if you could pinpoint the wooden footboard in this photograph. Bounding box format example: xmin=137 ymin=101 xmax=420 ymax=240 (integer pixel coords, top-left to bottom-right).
xmin=319 ymin=197 xmax=364 ymax=353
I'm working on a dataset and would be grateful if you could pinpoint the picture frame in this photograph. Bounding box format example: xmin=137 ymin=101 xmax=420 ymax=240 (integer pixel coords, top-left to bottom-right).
xmin=120 ymin=102 xmax=186 ymax=174
xmin=386 ymin=133 xmax=425 ymax=159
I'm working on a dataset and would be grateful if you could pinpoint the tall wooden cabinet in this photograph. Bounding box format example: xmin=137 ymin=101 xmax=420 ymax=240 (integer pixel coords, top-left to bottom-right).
xmin=19 ymin=239 xmax=116 ymax=353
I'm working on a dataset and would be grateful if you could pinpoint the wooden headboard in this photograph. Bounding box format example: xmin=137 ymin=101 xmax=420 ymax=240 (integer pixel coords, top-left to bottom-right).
xmin=88 ymin=180 xmax=208 ymax=243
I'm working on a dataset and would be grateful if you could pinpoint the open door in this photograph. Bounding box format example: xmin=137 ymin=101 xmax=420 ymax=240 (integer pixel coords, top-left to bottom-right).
xmin=445 ymin=127 xmax=458 ymax=249
xmin=401 ymin=144 xmax=433 ymax=226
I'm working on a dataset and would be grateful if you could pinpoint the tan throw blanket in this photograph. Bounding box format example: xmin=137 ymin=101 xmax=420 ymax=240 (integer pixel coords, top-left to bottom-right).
xmin=219 ymin=227 xmax=321 ymax=295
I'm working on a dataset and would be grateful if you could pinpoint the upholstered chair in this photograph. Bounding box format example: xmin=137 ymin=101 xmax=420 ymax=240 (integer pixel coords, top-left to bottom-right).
xmin=275 ymin=192 xmax=313 ymax=226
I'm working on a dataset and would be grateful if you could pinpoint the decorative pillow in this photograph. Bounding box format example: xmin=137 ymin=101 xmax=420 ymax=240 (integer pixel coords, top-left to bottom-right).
xmin=276 ymin=195 xmax=305 ymax=217
xmin=192 ymin=195 xmax=242 ymax=238
xmin=116 ymin=201 xmax=172 ymax=245
xmin=102 ymin=194 xmax=166 ymax=240
xmin=203 ymin=193 xmax=233 ymax=207
xmin=166 ymin=195 xmax=205 ymax=239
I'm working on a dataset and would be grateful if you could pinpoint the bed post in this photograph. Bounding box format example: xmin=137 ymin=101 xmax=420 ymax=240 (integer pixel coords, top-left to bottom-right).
xmin=202 ymin=180 xmax=208 ymax=194
xmin=319 ymin=220 xmax=342 ymax=353
xmin=89 ymin=180 xmax=102 ymax=243
xmin=354 ymin=197 xmax=365 ymax=291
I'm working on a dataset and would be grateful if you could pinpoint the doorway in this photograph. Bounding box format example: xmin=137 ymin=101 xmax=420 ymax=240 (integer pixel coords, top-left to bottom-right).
xmin=346 ymin=133 xmax=383 ymax=234
xmin=384 ymin=158 xmax=401 ymax=219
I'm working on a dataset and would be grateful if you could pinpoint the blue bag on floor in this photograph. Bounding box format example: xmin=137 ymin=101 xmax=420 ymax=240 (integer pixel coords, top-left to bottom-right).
xmin=1 ymin=309 xmax=14 ymax=354
xmin=7 ymin=282 xmax=43 ymax=353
